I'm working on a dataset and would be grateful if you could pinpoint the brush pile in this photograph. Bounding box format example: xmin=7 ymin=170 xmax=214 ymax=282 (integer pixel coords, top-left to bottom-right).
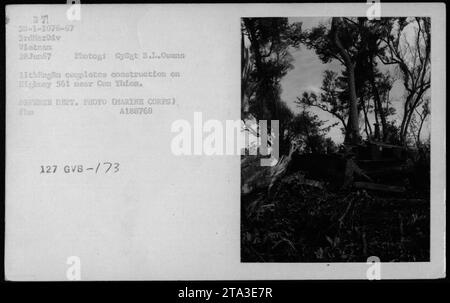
xmin=241 ymin=146 xmax=430 ymax=262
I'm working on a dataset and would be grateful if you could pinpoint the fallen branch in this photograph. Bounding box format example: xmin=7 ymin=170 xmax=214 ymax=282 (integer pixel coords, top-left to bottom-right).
xmin=354 ymin=182 xmax=406 ymax=193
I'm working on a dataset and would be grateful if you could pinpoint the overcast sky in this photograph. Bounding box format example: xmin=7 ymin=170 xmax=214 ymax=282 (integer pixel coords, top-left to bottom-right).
xmin=279 ymin=17 xmax=429 ymax=144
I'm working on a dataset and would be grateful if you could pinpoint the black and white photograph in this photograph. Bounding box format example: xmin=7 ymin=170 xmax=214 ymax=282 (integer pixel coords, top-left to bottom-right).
xmin=241 ymin=16 xmax=431 ymax=262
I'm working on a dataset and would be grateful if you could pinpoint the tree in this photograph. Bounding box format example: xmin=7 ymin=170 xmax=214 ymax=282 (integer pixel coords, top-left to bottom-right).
xmin=333 ymin=18 xmax=396 ymax=142
xmin=288 ymin=106 xmax=334 ymax=154
xmin=409 ymin=97 xmax=430 ymax=147
xmin=377 ymin=17 xmax=431 ymax=145
xmin=330 ymin=18 xmax=361 ymax=144
xmin=241 ymin=29 xmax=253 ymax=117
xmin=295 ymin=70 xmax=348 ymax=135
xmin=242 ymin=18 xmax=294 ymax=121
xmin=295 ymin=17 xmax=405 ymax=144
xmin=242 ymin=18 xmax=300 ymax=155
xmin=298 ymin=18 xmax=373 ymax=144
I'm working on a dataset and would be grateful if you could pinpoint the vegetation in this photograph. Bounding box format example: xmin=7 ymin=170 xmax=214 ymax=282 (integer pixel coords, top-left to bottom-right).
xmin=241 ymin=17 xmax=430 ymax=262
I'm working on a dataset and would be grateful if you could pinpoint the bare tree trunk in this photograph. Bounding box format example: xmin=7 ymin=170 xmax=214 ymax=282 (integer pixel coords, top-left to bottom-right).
xmin=399 ymin=95 xmax=412 ymax=145
xmin=361 ymin=96 xmax=372 ymax=139
xmin=346 ymin=63 xmax=360 ymax=143
xmin=400 ymin=88 xmax=427 ymax=145
xmin=332 ymin=17 xmax=360 ymax=144
xmin=416 ymin=114 xmax=426 ymax=146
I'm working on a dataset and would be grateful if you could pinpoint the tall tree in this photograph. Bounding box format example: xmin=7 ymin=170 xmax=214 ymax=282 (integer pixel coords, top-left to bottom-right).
xmin=242 ymin=18 xmax=294 ymax=121
xmin=410 ymin=97 xmax=430 ymax=147
xmin=241 ymin=18 xmax=298 ymax=155
xmin=377 ymin=17 xmax=431 ymax=145
xmin=299 ymin=18 xmax=365 ymax=144
xmin=331 ymin=18 xmax=361 ymax=144
xmin=296 ymin=17 xmax=402 ymax=144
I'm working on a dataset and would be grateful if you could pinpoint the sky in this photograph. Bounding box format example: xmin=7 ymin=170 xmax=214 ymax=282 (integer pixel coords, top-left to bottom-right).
xmin=279 ymin=17 xmax=430 ymax=144
xmin=281 ymin=18 xmax=343 ymax=142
